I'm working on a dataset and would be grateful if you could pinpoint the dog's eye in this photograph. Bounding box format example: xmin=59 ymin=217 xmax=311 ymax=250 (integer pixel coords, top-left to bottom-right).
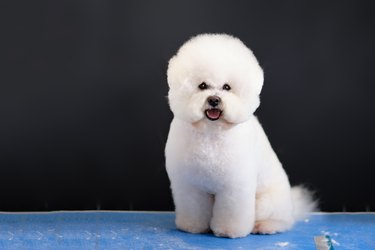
xmin=198 ymin=82 xmax=208 ymax=90
xmin=223 ymin=83 xmax=231 ymax=91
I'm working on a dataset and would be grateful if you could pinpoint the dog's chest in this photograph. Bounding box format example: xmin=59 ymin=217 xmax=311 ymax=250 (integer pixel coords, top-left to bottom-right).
xmin=181 ymin=130 xmax=241 ymax=191
xmin=189 ymin=135 xmax=227 ymax=170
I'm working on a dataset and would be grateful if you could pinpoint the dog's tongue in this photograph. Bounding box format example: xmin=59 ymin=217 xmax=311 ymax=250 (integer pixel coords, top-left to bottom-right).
xmin=206 ymin=109 xmax=221 ymax=120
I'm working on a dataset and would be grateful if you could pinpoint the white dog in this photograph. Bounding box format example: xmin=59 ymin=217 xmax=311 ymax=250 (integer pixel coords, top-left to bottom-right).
xmin=165 ymin=33 xmax=316 ymax=238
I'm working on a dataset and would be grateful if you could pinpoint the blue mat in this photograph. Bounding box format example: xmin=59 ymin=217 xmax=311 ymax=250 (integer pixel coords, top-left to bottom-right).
xmin=0 ymin=211 xmax=374 ymax=249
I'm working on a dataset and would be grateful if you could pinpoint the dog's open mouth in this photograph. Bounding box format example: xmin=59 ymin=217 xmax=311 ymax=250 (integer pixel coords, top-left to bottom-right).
xmin=205 ymin=108 xmax=222 ymax=121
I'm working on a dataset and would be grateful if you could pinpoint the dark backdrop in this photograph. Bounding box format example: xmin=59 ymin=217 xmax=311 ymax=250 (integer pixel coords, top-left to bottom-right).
xmin=1 ymin=1 xmax=374 ymax=212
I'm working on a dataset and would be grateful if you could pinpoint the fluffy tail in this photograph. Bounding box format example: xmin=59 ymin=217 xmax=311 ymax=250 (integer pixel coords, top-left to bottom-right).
xmin=291 ymin=186 xmax=318 ymax=221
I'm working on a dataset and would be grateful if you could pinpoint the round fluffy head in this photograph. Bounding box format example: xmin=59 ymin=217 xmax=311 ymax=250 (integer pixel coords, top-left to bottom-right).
xmin=167 ymin=33 xmax=263 ymax=124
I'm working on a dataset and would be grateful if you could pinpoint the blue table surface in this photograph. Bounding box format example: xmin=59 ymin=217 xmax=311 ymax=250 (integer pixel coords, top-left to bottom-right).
xmin=0 ymin=211 xmax=374 ymax=250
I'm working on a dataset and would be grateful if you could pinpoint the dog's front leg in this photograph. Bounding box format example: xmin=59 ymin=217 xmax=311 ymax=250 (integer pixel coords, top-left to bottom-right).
xmin=210 ymin=186 xmax=256 ymax=238
xmin=172 ymin=182 xmax=214 ymax=234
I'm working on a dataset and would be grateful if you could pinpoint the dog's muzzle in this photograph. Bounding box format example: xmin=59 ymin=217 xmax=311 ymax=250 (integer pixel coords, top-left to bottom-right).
xmin=205 ymin=96 xmax=222 ymax=121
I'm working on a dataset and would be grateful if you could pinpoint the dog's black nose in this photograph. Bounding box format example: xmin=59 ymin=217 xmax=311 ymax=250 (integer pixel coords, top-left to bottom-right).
xmin=207 ymin=96 xmax=221 ymax=107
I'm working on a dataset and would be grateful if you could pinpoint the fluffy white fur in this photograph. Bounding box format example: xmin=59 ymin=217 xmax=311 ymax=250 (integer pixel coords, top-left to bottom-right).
xmin=165 ymin=33 xmax=316 ymax=238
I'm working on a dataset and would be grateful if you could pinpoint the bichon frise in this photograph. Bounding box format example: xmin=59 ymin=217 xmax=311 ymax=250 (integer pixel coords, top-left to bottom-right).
xmin=165 ymin=33 xmax=316 ymax=238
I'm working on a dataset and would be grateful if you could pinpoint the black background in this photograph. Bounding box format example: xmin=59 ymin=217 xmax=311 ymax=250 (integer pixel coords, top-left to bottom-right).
xmin=1 ymin=1 xmax=375 ymax=212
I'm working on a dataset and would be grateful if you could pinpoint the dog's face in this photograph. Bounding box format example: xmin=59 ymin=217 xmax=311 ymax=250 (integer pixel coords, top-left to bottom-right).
xmin=167 ymin=34 xmax=263 ymax=125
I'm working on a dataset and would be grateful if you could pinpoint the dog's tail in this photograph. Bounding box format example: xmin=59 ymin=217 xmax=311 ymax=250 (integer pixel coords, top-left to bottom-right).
xmin=291 ymin=185 xmax=318 ymax=220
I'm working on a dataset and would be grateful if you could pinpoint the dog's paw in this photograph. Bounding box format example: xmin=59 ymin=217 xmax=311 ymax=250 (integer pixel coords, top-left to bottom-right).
xmin=176 ymin=218 xmax=210 ymax=234
xmin=252 ymin=220 xmax=292 ymax=235
xmin=212 ymin=227 xmax=249 ymax=238
xmin=211 ymin=221 xmax=252 ymax=238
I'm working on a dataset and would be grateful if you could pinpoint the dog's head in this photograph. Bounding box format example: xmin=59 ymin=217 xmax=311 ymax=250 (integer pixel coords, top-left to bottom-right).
xmin=167 ymin=34 xmax=263 ymax=125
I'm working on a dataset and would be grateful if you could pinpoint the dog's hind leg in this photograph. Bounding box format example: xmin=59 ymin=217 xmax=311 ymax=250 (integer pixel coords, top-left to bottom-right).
xmin=253 ymin=180 xmax=295 ymax=234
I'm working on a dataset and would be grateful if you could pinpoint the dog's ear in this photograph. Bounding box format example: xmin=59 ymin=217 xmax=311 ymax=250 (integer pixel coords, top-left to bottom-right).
xmin=253 ymin=68 xmax=264 ymax=95
xmin=167 ymin=55 xmax=181 ymax=89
